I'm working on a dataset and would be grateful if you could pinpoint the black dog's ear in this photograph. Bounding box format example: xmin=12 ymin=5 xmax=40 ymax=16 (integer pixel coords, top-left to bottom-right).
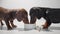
xmin=30 ymin=7 xmax=42 ymax=19
xmin=30 ymin=8 xmax=36 ymax=16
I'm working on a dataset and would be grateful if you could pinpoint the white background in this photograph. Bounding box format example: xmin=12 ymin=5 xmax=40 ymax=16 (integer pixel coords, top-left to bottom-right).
xmin=0 ymin=0 xmax=60 ymax=34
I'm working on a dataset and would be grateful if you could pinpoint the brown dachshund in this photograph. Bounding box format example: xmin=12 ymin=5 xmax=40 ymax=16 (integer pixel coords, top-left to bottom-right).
xmin=0 ymin=7 xmax=29 ymax=30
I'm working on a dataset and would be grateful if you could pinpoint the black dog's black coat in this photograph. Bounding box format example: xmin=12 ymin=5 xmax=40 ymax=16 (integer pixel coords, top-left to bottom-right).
xmin=30 ymin=7 xmax=60 ymax=23
xmin=46 ymin=9 xmax=60 ymax=23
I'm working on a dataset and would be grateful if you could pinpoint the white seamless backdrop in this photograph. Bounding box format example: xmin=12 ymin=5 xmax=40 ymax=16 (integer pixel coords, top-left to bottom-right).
xmin=0 ymin=0 xmax=60 ymax=34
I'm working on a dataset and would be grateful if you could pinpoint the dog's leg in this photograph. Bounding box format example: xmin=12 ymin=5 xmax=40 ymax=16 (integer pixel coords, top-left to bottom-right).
xmin=0 ymin=20 xmax=3 ymax=30
xmin=1 ymin=21 xmax=4 ymax=26
xmin=5 ymin=20 xmax=12 ymax=30
xmin=10 ymin=20 xmax=17 ymax=28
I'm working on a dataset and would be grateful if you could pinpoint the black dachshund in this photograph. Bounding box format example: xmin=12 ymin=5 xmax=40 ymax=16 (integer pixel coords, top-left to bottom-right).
xmin=29 ymin=7 xmax=60 ymax=29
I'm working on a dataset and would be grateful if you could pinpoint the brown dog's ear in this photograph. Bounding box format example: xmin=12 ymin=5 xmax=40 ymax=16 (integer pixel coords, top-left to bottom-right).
xmin=16 ymin=9 xmax=28 ymax=23
xmin=16 ymin=10 xmax=23 ymax=22
xmin=20 ymin=9 xmax=29 ymax=24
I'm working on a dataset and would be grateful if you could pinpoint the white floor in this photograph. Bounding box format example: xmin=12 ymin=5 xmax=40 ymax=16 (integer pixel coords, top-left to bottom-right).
xmin=0 ymin=18 xmax=60 ymax=34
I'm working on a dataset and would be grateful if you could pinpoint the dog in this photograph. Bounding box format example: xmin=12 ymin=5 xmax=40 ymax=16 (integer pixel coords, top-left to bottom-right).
xmin=0 ymin=7 xmax=29 ymax=30
xmin=29 ymin=7 xmax=60 ymax=29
